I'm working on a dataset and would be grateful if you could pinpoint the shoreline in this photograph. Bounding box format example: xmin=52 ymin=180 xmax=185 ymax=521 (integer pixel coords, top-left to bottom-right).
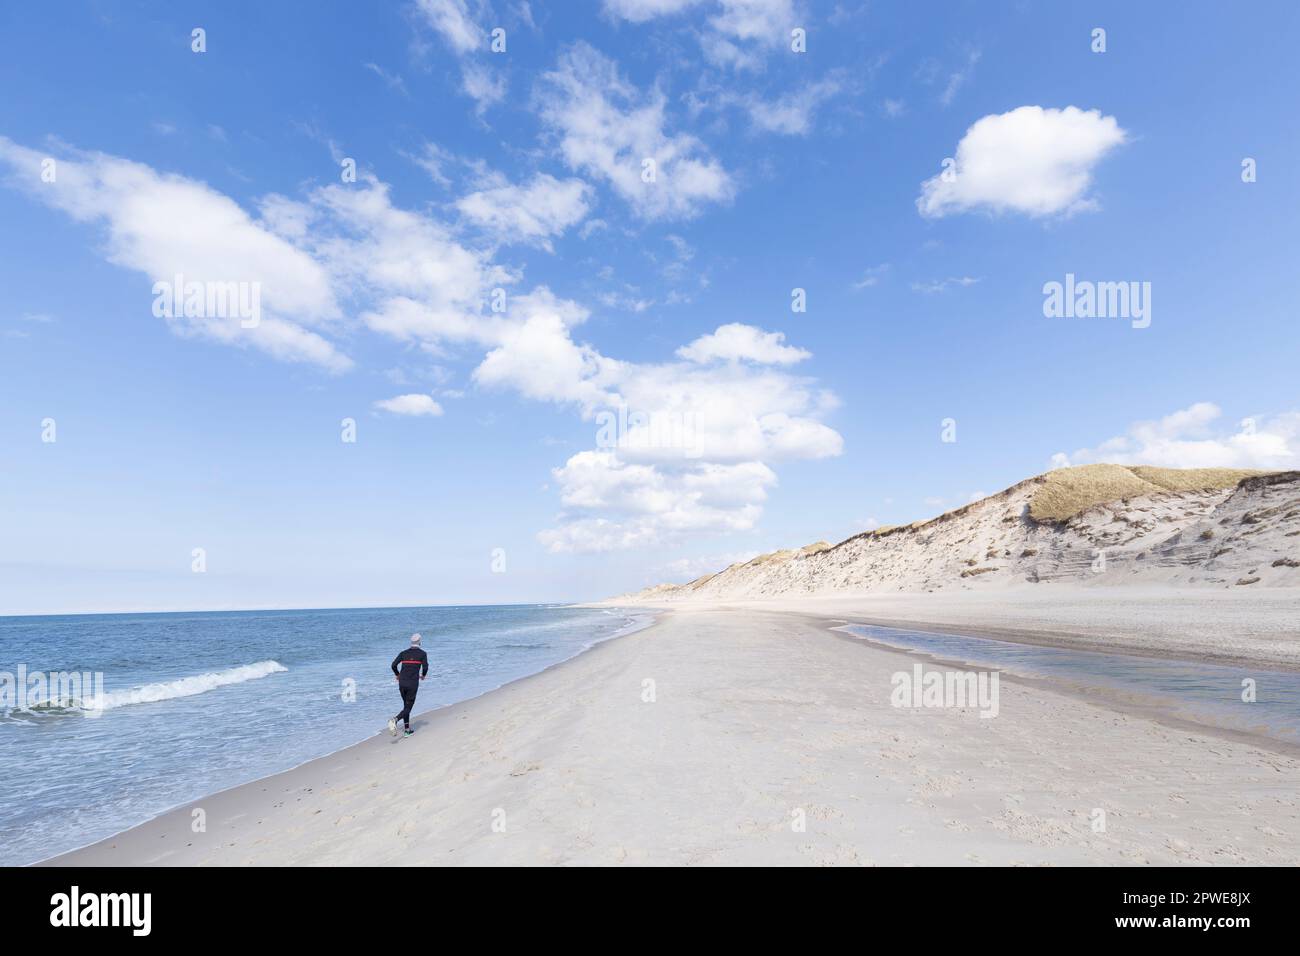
xmin=35 ymin=608 xmax=659 ymax=867
xmin=42 ymin=600 xmax=1300 ymax=866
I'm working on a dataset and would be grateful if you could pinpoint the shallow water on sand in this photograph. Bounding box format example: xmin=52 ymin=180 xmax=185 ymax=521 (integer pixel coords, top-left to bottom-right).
xmin=838 ymin=623 xmax=1300 ymax=745
xmin=0 ymin=604 xmax=652 ymax=865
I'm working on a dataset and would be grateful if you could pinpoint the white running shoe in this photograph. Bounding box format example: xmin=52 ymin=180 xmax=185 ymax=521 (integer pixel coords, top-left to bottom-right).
xmin=387 ymin=718 xmax=398 ymax=737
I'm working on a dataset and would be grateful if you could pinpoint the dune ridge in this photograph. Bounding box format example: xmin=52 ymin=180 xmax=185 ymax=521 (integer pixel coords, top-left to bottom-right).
xmin=616 ymin=465 xmax=1300 ymax=602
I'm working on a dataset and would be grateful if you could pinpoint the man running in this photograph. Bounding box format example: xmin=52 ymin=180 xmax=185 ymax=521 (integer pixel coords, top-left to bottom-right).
xmin=388 ymin=633 xmax=428 ymax=737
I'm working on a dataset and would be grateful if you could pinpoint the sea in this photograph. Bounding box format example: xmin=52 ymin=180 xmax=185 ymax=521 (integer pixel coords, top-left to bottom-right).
xmin=0 ymin=604 xmax=653 ymax=866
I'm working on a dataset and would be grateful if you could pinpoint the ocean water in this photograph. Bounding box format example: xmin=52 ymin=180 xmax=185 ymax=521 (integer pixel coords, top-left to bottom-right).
xmin=0 ymin=604 xmax=653 ymax=866
xmin=837 ymin=624 xmax=1300 ymax=745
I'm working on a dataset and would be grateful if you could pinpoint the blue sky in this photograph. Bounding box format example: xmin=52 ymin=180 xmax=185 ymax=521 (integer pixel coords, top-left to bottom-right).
xmin=1 ymin=0 xmax=1298 ymax=613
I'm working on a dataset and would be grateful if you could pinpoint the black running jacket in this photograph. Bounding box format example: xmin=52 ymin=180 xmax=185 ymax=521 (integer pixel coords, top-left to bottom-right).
xmin=391 ymin=646 xmax=429 ymax=684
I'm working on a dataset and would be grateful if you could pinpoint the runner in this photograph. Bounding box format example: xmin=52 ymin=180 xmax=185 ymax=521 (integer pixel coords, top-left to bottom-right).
xmin=387 ymin=633 xmax=428 ymax=737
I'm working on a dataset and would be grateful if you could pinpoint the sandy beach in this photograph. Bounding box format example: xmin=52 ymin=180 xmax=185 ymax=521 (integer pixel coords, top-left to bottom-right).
xmin=691 ymin=588 xmax=1300 ymax=670
xmin=48 ymin=601 xmax=1300 ymax=867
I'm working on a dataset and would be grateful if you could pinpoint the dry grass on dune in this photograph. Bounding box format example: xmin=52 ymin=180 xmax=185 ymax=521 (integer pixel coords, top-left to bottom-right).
xmin=1128 ymin=465 xmax=1268 ymax=493
xmin=1028 ymin=464 xmax=1266 ymax=522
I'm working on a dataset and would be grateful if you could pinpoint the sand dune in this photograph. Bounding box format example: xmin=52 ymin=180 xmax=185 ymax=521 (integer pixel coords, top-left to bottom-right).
xmin=615 ymin=466 xmax=1300 ymax=603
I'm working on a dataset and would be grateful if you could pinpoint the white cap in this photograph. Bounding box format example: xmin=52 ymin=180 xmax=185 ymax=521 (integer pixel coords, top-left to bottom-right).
xmin=410 ymin=633 xmax=422 ymax=644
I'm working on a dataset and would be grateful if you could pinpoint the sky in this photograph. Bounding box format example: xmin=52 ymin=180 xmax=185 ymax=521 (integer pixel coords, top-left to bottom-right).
xmin=1 ymin=0 xmax=1298 ymax=614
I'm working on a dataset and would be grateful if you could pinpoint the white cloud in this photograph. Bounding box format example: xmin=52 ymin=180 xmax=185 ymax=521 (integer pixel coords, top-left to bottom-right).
xmin=937 ymin=49 xmax=980 ymax=107
xmin=456 ymin=173 xmax=592 ymax=248
xmin=536 ymin=42 xmax=735 ymax=220
xmin=601 ymin=0 xmax=797 ymax=69
xmin=597 ymin=290 xmax=654 ymax=312
xmin=1051 ymin=402 xmax=1300 ymax=471
xmin=406 ymin=142 xmax=455 ymax=187
xmin=729 ymin=77 xmax=842 ymax=136
xmin=602 ymin=0 xmax=702 ymax=21
xmin=415 ymin=0 xmax=484 ymax=53
xmin=0 ymin=137 xmax=528 ymax=373
xmin=460 ymin=61 xmax=508 ymax=114
xmin=852 ymin=263 xmax=889 ymax=290
xmin=538 ymin=454 xmax=774 ymax=553
xmin=0 ymin=136 xmax=350 ymax=371
xmin=0 ymin=135 xmax=840 ymax=557
xmin=414 ymin=0 xmax=509 ymax=114
xmin=704 ymin=0 xmax=799 ymax=69
xmin=711 ymin=0 xmax=795 ymax=42
xmin=917 ymin=106 xmax=1127 ymax=219
xmin=364 ymin=62 xmax=409 ymax=96
xmin=473 ymin=299 xmax=621 ymax=410
xmin=374 ymin=393 xmax=445 ymax=416
xmin=676 ymin=323 xmax=810 ymax=365
xmin=461 ymin=302 xmax=840 ymax=551
xmin=910 ymin=276 xmax=979 ymax=294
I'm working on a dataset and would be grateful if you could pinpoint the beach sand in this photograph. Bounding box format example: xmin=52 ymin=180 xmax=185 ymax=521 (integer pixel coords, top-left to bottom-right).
xmin=693 ymin=587 xmax=1300 ymax=670
xmin=47 ymin=602 xmax=1300 ymax=866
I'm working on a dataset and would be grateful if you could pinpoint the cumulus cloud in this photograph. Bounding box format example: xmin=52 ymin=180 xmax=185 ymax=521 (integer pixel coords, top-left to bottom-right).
xmin=1050 ymin=402 xmax=1300 ymax=471
xmin=1 ymin=136 xmax=840 ymax=556
xmin=455 ymin=172 xmax=592 ymax=248
xmin=537 ymin=454 xmax=775 ymax=553
xmin=0 ymin=136 xmax=350 ymax=370
xmin=917 ymin=106 xmax=1127 ymax=219
xmin=462 ymin=303 xmax=841 ymax=551
xmin=0 ymin=136 xmax=519 ymax=371
xmin=374 ymin=393 xmax=445 ymax=416
xmin=676 ymin=323 xmax=810 ymax=365
xmin=532 ymin=359 xmax=840 ymax=552
xmin=535 ymin=42 xmax=735 ymax=220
